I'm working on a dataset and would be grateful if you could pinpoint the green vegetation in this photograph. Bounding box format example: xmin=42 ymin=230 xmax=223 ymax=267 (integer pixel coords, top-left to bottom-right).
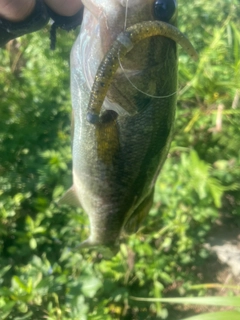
xmin=0 ymin=0 xmax=240 ymax=319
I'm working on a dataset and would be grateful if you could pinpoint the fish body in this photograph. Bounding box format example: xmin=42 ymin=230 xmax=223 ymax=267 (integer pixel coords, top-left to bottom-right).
xmin=62 ymin=0 xmax=179 ymax=249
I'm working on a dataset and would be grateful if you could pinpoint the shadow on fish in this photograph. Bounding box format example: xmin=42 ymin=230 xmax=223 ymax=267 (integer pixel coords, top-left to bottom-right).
xmin=59 ymin=0 xmax=198 ymax=256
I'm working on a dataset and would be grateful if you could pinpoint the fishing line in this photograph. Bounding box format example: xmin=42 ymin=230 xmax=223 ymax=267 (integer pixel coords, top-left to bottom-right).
xmin=119 ymin=1 xmax=177 ymax=99
xmin=118 ymin=55 xmax=177 ymax=99
xmin=87 ymin=20 xmax=198 ymax=123
xmin=123 ymin=0 xmax=129 ymax=31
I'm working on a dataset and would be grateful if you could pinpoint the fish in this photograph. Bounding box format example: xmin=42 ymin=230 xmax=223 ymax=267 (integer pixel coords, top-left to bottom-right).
xmin=59 ymin=0 xmax=198 ymax=254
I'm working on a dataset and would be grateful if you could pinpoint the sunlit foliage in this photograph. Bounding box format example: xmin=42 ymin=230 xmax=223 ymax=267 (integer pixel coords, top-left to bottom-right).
xmin=0 ymin=0 xmax=239 ymax=319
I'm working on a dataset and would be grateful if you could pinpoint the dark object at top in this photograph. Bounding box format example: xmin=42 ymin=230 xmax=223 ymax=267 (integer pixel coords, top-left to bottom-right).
xmin=153 ymin=0 xmax=177 ymax=22
xmin=46 ymin=5 xmax=83 ymax=50
xmin=0 ymin=0 xmax=83 ymax=49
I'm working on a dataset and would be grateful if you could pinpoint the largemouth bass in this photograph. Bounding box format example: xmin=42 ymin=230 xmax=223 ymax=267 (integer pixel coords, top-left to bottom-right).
xmin=60 ymin=0 xmax=197 ymax=253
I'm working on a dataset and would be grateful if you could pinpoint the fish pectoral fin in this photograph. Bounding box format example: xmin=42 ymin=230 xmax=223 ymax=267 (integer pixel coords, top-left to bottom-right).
xmin=58 ymin=186 xmax=81 ymax=207
xmin=110 ymin=82 xmax=139 ymax=115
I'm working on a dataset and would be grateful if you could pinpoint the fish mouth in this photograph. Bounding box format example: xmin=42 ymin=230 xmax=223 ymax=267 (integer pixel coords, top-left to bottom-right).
xmin=86 ymin=20 xmax=198 ymax=125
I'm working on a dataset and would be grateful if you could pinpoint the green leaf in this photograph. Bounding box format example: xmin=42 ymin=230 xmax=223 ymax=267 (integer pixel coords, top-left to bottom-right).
xmin=25 ymin=216 xmax=35 ymax=230
xmin=189 ymin=283 xmax=240 ymax=291
xmin=29 ymin=238 xmax=37 ymax=250
xmin=0 ymin=301 xmax=16 ymax=319
xmin=81 ymin=277 xmax=102 ymax=298
xmin=181 ymin=311 xmax=240 ymax=320
xmin=0 ymin=265 xmax=11 ymax=278
xmin=130 ymin=296 xmax=240 ymax=307
xmin=12 ymin=276 xmax=28 ymax=292
xmin=14 ymin=312 xmax=33 ymax=320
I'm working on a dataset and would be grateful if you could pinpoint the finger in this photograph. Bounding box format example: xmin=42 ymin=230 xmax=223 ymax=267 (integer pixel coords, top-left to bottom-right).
xmin=0 ymin=0 xmax=35 ymax=22
xmin=44 ymin=0 xmax=83 ymax=17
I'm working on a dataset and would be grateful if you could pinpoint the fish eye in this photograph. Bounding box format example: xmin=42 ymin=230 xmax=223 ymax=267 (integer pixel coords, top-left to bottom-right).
xmin=153 ymin=0 xmax=177 ymax=22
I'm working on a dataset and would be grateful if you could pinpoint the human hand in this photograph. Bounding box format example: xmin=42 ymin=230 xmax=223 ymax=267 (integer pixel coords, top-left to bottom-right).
xmin=0 ymin=0 xmax=83 ymax=22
